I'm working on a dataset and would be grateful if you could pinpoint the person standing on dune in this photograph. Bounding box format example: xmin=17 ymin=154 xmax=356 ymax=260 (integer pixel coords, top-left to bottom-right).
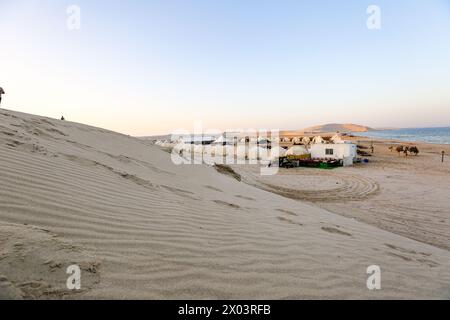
xmin=0 ymin=87 xmax=5 ymax=107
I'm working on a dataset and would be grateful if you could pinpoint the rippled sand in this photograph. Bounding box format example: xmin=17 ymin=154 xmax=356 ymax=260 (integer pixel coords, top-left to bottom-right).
xmin=1 ymin=109 xmax=449 ymax=299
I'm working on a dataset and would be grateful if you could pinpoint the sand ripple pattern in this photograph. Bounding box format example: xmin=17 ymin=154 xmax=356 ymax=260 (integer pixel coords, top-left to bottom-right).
xmin=237 ymin=167 xmax=379 ymax=202
xmin=1 ymin=110 xmax=450 ymax=299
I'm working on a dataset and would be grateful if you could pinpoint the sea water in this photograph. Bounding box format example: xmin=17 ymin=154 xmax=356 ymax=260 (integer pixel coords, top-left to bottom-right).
xmin=356 ymin=127 xmax=450 ymax=145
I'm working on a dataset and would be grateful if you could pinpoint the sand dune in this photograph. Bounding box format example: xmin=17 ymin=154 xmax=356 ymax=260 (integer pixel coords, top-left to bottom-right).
xmin=300 ymin=123 xmax=373 ymax=133
xmin=1 ymin=109 xmax=450 ymax=299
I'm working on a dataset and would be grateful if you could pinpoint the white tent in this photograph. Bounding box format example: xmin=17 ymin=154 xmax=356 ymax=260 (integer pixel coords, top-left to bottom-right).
xmin=286 ymin=145 xmax=309 ymax=156
xmin=203 ymin=145 xmax=214 ymax=156
xmin=272 ymin=137 xmax=281 ymax=143
xmin=194 ymin=145 xmax=204 ymax=154
xmin=182 ymin=144 xmax=194 ymax=153
xmin=270 ymin=146 xmax=287 ymax=159
xmin=236 ymin=145 xmax=248 ymax=159
xmin=331 ymin=134 xmax=343 ymax=143
xmin=224 ymin=145 xmax=235 ymax=157
xmin=248 ymin=146 xmax=266 ymax=160
xmin=259 ymin=148 xmax=272 ymax=161
xmin=158 ymin=140 xmax=172 ymax=148
xmin=214 ymin=136 xmax=225 ymax=144
xmin=312 ymin=136 xmax=324 ymax=144
xmin=214 ymin=145 xmax=227 ymax=156
xmin=173 ymin=143 xmax=184 ymax=153
xmin=302 ymin=137 xmax=311 ymax=145
xmin=257 ymin=137 xmax=270 ymax=143
xmin=282 ymin=137 xmax=291 ymax=143
xmin=292 ymin=137 xmax=302 ymax=144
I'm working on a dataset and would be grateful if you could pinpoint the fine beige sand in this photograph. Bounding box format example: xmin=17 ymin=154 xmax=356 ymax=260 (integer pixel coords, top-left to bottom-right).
xmin=234 ymin=138 xmax=450 ymax=252
xmin=1 ymin=109 xmax=450 ymax=299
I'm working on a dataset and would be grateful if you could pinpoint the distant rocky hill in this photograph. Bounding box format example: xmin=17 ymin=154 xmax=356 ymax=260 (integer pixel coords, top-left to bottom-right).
xmin=301 ymin=123 xmax=374 ymax=133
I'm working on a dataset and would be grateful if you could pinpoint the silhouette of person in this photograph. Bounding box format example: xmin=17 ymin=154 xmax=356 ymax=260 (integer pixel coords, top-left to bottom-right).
xmin=0 ymin=87 xmax=5 ymax=106
xmin=61 ymin=116 xmax=65 ymax=121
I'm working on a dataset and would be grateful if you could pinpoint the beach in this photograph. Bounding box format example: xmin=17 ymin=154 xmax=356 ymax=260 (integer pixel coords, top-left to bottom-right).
xmin=1 ymin=109 xmax=450 ymax=299
xmin=233 ymin=138 xmax=450 ymax=251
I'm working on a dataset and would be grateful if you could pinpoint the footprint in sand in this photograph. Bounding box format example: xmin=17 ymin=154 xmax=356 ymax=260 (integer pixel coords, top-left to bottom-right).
xmin=384 ymin=244 xmax=438 ymax=267
xmin=6 ymin=140 xmax=24 ymax=148
xmin=235 ymin=195 xmax=255 ymax=201
xmin=213 ymin=200 xmax=241 ymax=209
xmin=321 ymin=227 xmax=352 ymax=237
xmin=277 ymin=216 xmax=303 ymax=226
xmin=276 ymin=209 xmax=298 ymax=216
xmin=162 ymin=185 xmax=198 ymax=200
xmin=45 ymin=128 xmax=67 ymax=136
xmin=1 ymin=131 xmax=16 ymax=137
xmin=0 ymin=276 xmax=24 ymax=299
xmin=205 ymin=186 xmax=223 ymax=192
xmin=0 ymin=224 xmax=101 ymax=299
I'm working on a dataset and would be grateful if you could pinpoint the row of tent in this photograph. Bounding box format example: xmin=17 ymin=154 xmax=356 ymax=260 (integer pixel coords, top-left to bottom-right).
xmin=155 ymin=134 xmax=344 ymax=160
xmin=154 ymin=140 xmax=173 ymax=148
xmin=172 ymin=144 xmax=311 ymax=161
xmin=176 ymin=134 xmax=343 ymax=145
xmin=281 ymin=135 xmax=343 ymax=144
xmin=205 ymin=136 xmax=326 ymax=144
xmin=156 ymin=134 xmax=343 ymax=149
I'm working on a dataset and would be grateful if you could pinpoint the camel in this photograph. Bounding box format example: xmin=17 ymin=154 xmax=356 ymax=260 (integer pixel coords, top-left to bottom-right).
xmin=409 ymin=146 xmax=419 ymax=155
xmin=393 ymin=145 xmax=418 ymax=156
xmin=403 ymin=146 xmax=410 ymax=157
xmin=395 ymin=146 xmax=404 ymax=155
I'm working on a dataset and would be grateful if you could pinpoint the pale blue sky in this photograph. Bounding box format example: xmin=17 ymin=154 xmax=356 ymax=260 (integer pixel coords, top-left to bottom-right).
xmin=1 ymin=0 xmax=450 ymax=135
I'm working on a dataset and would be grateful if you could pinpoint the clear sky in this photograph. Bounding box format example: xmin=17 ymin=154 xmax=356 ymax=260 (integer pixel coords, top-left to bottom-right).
xmin=1 ymin=0 xmax=450 ymax=135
